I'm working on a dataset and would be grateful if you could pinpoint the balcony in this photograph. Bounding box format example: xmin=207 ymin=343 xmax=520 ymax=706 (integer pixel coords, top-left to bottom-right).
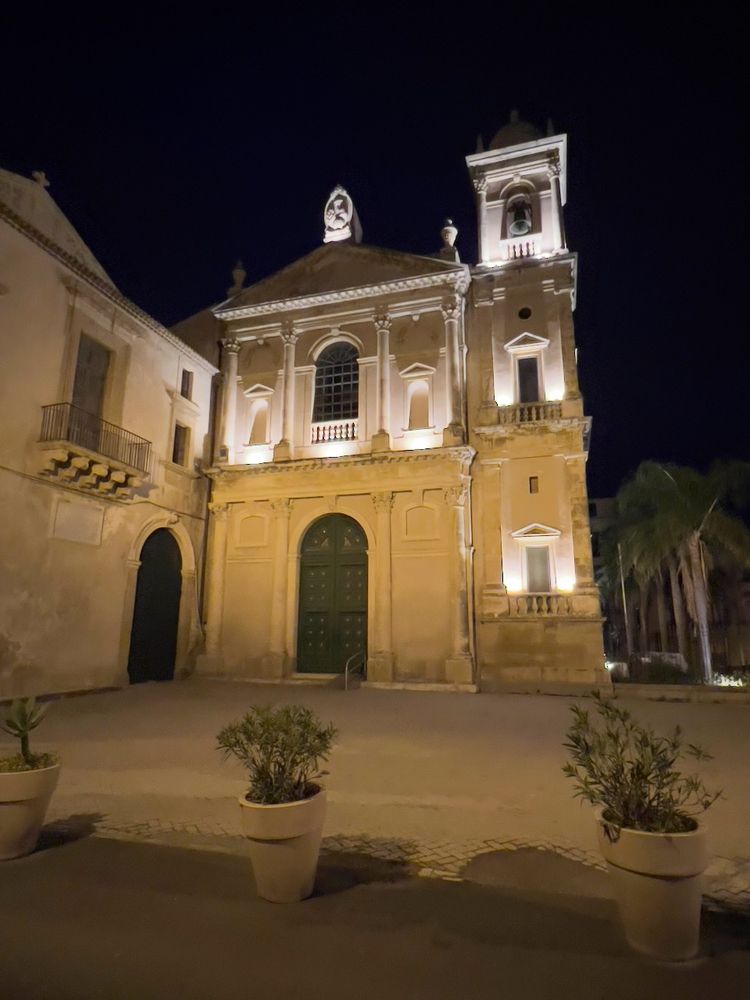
xmin=39 ymin=403 xmax=151 ymax=498
xmin=311 ymin=419 xmax=358 ymax=444
xmin=497 ymin=401 xmax=562 ymax=425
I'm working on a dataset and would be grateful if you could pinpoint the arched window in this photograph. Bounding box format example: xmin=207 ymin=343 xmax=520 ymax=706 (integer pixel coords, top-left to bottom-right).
xmin=312 ymin=343 xmax=359 ymax=422
xmin=247 ymin=399 xmax=269 ymax=445
xmin=407 ymin=380 xmax=430 ymax=429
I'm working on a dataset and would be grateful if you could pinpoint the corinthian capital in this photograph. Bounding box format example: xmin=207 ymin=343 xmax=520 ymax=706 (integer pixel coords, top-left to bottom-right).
xmin=222 ymin=337 xmax=242 ymax=355
xmin=374 ymin=309 xmax=392 ymax=334
xmin=371 ymin=491 xmax=395 ymax=514
xmin=443 ymin=484 xmax=468 ymax=507
xmin=208 ymin=501 xmax=230 ymax=519
xmin=547 ymin=152 xmax=561 ymax=178
xmin=441 ymin=294 xmax=461 ymax=321
xmin=279 ymin=321 xmax=298 ymax=346
xmin=472 ymin=174 xmax=487 ymax=194
xmin=269 ymin=497 xmax=293 ymax=519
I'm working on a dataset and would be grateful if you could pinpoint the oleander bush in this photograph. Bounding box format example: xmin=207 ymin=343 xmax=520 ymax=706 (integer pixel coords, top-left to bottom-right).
xmin=217 ymin=704 xmax=337 ymax=805
xmin=562 ymin=691 xmax=720 ymax=835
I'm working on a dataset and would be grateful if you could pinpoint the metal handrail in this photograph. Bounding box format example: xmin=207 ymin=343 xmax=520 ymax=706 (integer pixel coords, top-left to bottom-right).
xmin=40 ymin=402 xmax=152 ymax=473
xmin=344 ymin=649 xmax=366 ymax=691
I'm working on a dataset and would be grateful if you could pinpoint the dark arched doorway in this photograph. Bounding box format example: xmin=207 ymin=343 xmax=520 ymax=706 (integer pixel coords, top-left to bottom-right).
xmin=128 ymin=528 xmax=182 ymax=683
xmin=297 ymin=514 xmax=367 ymax=673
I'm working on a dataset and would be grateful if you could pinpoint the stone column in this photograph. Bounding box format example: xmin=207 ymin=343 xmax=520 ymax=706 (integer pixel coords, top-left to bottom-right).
xmin=218 ymin=338 xmax=241 ymax=463
xmin=442 ymin=294 xmax=464 ymax=446
xmin=372 ymin=310 xmax=391 ymax=452
xmin=274 ymin=322 xmax=298 ymax=462
xmin=367 ymin=491 xmax=395 ymax=682
xmin=548 ymin=158 xmax=565 ymax=252
xmin=264 ymin=498 xmax=293 ymax=677
xmin=473 ymin=175 xmax=488 ymax=263
xmin=444 ymin=483 xmax=474 ymax=684
xmin=198 ymin=502 xmax=229 ymax=673
xmin=565 ymin=455 xmax=595 ymax=590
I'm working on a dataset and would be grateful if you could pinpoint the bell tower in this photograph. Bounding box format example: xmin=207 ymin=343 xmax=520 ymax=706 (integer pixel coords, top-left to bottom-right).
xmin=467 ymin=110 xmax=567 ymax=266
xmin=464 ymin=111 xmax=606 ymax=690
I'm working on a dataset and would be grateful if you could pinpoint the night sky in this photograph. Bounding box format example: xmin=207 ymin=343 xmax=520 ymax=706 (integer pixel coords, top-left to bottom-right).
xmin=3 ymin=10 xmax=745 ymax=497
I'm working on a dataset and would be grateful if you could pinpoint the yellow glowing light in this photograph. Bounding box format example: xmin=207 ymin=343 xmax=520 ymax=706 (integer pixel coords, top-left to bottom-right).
xmin=557 ymin=575 xmax=576 ymax=592
xmin=405 ymin=433 xmax=435 ymax=451
xmin=495 ymin=394 xmax=513 ymax=407
xmin=245 ymin=446 xmax=271 ymax=465
xmin=504 ymin=575 xmax=523 ymax=593
xmin=546 ymin=388 xmax=564 ymax=401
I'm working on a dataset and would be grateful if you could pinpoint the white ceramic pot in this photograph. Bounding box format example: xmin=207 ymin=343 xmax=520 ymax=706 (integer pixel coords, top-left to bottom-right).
xmin=0 ymin=763 xmax=60 ymax=860
xmin=596 ymin=810 xmax=709 ymax=961
xmin=238 ymin=786 xmax=326 ymax=903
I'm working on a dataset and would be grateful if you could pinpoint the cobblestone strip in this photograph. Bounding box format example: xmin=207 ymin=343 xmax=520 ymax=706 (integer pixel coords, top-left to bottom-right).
xmin=44 ymin=815 xmax=750 ymax=914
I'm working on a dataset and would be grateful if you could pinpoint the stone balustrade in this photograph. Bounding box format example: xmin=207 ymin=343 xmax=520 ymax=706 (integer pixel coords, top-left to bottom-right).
xmin=497 ymin=401 xmax=562 ymax=425
xmin=508 ymin=593 xmax=574 ymax=617
xmin=311 ymin=419 xmax=358 ymax=443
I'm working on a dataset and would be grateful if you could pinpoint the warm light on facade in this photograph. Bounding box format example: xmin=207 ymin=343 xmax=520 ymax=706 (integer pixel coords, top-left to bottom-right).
xmin=557 ymin=575 xmax=576 ymax=592
xmin=546 ymin=387 xmax=564 ymax=401
xmin=504 ymin=575 xmax=523 ymax=593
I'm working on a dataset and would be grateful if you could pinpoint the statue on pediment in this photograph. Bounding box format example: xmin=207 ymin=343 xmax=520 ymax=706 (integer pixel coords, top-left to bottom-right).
xmin=323 ymin=185 xmax=362 ymax=244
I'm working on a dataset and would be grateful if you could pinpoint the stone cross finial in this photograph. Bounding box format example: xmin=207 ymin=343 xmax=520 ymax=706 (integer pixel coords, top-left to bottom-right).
xmin=31 ymin=171 xmax=50 ymax=189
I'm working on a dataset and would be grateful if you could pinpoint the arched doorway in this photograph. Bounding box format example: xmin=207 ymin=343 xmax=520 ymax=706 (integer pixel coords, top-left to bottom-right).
xmin=297 ymin=514 xmax=367 ymax=673
xmin=127 ymin=528 xmax=182 ymax=683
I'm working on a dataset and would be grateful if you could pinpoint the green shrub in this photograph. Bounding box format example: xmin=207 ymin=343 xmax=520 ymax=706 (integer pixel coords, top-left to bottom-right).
xmin=0 ymin=698 xmax=56 ymax=772
xmin=217 ymin=704 xmax=337 ymax=805
xmin=562 ymin=691 xmax=720 ymax=835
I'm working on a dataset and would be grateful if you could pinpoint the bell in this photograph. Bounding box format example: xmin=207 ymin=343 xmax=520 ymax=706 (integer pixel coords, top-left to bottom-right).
xmin=509 ymin=201 xmax=532 ymax=237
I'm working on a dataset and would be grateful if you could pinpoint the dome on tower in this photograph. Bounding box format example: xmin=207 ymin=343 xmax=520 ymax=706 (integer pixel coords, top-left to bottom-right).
xmin=488 ymin=109 xmax=541 ymax=150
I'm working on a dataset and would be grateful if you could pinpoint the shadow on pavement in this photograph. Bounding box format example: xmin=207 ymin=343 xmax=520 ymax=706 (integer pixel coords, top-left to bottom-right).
xmin=36 ymin=813 xmax=105 ymax=852
xmin=315 ymin=848 xmax=414 ymax=896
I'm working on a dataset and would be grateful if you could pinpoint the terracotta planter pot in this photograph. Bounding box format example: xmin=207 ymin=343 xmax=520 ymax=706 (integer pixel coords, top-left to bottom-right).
xmin=596 ymin=810 xmax=709 ymax=961
xmin=0 ymin=763 xmax=60 ymax=860
xmin=238 ymin=787 xmax=326 ymax=902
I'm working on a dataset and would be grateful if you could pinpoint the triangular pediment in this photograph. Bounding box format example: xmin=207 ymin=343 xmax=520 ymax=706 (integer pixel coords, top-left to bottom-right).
xmin=243 ymin=383 xmax=275 ymax=398
xmin=511 ymin=522 xmax=560 ymax=539
xmin=504 ymin=332 xmax=550 ymax=352
xmin=214 ymin=242 xmax=464 ymax=315
xmin=399 ymin=362 xmax=436 ymax=379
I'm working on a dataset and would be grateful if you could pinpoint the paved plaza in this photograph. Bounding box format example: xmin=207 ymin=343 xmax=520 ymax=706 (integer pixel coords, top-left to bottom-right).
xmin=23 ymin=678 xmax=750 ymax=910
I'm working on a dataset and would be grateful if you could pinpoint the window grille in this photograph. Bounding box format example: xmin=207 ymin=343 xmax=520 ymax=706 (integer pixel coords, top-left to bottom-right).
xmin=312 ymin=343 xmax=359 ymax=422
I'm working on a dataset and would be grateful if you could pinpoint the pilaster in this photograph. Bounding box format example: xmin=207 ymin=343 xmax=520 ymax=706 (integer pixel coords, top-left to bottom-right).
xmin=263 ymin=498 xmax=293 ymax=677
xmin=196 ymin=502 xmax=230 ymax=673
xmin=274 ymin=322 xmax=298 ymax=462
xmin=367 ymin=491 xmax=395 ymax=681
xmin=371 ymin=311 xmax=392 ymax=452
xmin=443 ymin=483 xmax=475 ymax=684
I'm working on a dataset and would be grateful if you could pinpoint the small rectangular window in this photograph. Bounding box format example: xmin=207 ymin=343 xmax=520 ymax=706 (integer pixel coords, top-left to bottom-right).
xmin=172 ymin=423 xmax=189 ymax=466
xmin=529 ymin=476 xmax=539 ymax=494
xmin=180 ymin=370 xmax=193 ymax=399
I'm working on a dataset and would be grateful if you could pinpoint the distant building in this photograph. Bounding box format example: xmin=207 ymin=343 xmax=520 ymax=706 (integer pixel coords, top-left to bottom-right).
xmin=0 ymin=112 xmax=607 ymax=696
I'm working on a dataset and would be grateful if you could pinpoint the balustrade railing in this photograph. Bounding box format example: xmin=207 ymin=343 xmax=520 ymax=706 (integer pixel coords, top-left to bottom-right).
xmin=40 ymin=403 xmax=152 ymax=473
xmin=508 ymin=593 xmax=573 ymax=617
xmin=503 ymin=239 xmax=536 ymax=260
xmin=311 ymin=419 xmax=358 ymax=444
xmin=497 ymin=401 xmax=562 ymax=424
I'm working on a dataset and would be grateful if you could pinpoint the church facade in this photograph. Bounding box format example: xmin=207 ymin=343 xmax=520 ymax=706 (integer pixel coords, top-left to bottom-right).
xmin=0 ymin=113 xmax=605 ymax=698
xmin=191 ymin=115 xmax=605 ymax=690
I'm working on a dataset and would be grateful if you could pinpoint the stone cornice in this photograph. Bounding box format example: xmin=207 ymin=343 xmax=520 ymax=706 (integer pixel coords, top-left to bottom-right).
xmin=206 ymin=445 xmax=476 ymax=481
xmin=0 ymin=199 xmax=218 ymax=375
xmin=214 ymin=268 xmax=470 ymax=321
xmin=472 ymin=416 xmax=590 ymax=440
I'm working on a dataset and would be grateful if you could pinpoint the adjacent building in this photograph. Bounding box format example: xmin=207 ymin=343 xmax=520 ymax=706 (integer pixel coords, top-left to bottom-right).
xmin=0 ymin=168 xmax=217 ymax=698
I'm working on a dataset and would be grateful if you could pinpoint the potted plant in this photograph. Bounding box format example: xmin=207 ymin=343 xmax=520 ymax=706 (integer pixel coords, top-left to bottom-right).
xmin=0 ymin=698 xmax=60 ymax=860
xmin=563 ymin=692 xmax=720 ymax=961
xmin=217 ymin=704 xmax=337 ymax=903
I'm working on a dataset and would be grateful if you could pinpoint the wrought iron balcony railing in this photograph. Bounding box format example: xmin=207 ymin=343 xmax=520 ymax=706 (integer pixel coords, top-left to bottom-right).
xmin=40 ymin=403 xmax=152 ymax=474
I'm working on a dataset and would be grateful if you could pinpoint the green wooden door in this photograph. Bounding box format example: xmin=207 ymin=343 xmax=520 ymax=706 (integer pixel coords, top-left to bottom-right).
xmin=297 ymin=515 xmax=367 ymax=673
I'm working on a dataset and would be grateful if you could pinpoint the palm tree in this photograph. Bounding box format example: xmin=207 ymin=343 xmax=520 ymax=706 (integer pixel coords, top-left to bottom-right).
xmin=615 ymin=461 xmax=750 ymax=683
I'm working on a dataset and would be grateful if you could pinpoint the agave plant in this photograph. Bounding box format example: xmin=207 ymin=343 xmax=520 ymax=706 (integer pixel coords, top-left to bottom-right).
xmin=0 ymin=698 xmax=52 ymax=769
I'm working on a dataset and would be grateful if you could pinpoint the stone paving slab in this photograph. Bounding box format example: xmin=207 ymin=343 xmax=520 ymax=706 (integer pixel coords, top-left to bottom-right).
xmin=43 ymin=813 xmax=750 ymax=915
